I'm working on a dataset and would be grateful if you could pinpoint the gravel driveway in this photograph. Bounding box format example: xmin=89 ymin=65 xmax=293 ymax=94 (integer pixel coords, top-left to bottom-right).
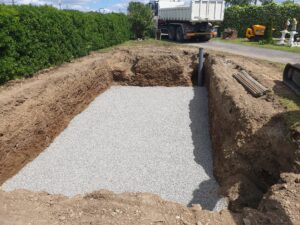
xmin=1 ymin=86 xmax=227 ymax=211
xmin=185 ymin=41 xmax=300 ymax=64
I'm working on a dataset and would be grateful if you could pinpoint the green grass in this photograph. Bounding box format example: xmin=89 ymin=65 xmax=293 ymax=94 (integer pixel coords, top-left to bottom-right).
xmin=279 ymin=95 xmax=300 ymax=127
xmin=212 ymin=38 xmax=300 ymax=54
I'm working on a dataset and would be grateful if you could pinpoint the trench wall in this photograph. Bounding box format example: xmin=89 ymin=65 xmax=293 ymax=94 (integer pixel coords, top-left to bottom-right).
xmin=204 ymin=55 xmax=299 ymax=211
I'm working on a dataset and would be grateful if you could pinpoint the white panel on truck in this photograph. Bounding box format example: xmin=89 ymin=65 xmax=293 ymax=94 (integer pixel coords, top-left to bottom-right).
xmin=158 ymin=0 xmax=225 ymax=22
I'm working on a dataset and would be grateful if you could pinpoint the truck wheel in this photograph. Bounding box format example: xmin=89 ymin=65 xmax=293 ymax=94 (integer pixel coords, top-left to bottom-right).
xmin=168 ymin=26 xmax=176 ymax=41
xmin=176 ymin=26 xmax=184 ymax=42
xmin=199 ymin=34 xmax=211 ymax=42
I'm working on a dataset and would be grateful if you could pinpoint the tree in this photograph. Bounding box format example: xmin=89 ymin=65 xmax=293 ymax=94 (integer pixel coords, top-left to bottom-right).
xmin=260 ymin=0 xmax=274 ymax=5
xmin=225 ymin=0 xmax=275 ymax=5
xmin=282 ymin=0 xmax=295 ymax=5
xmin=225 ymin=0 xmax=253 ymax=6
xmin=263 ymin=3 xmax=276 ymax=43
xmin=264 ymin=20 xmax=274 ymax=43
xmin=127 ymin=2 xmax=154 ymax=39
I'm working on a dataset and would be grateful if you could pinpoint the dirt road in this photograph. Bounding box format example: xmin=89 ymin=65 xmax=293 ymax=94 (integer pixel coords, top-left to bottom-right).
xmin=185 ymin=41 xmax=300 ymax=64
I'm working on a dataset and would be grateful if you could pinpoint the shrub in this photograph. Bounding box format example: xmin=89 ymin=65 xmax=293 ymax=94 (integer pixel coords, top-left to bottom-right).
xmin=264 ymin=20 xmax=274 ymax=43
xmin=127 ymin=2 xmax=154 ymax=39
xmin=0 ymin=5 xmax=131 ymax=84
xmin=222 ymin=3 xmax=300 ymax=37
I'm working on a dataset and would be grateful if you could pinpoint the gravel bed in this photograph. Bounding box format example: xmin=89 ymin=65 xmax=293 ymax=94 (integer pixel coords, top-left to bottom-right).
xmin=2 ymin=86 xmax=227 ymax=211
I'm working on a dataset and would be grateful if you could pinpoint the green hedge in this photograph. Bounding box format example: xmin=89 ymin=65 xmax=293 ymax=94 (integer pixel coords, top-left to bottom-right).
xmin=223 ymin=3 xmax=300 ymax=37
xmin=0 ymin=5 xmax=130 ymax=83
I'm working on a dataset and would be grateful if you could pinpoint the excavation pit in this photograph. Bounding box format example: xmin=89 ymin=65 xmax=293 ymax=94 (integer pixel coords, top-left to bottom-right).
xmin=2 ymin=86 xmax=227 ymax=211
xmin=0 ymin=46 xmax=298 ymax=224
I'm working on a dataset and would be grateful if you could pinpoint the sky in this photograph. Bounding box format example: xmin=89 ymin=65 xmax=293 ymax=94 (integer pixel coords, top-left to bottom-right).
xmin=2 ymin=0 xmax=299 ymax=13
xmin=2 ymin=0 xmax=149 ymax=12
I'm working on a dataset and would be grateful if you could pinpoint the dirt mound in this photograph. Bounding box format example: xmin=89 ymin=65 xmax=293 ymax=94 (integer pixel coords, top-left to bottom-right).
xmin=111 ymin=49 xmax=195 ymax=86
xmin=0 ymin=189 xmax=239 ymax=225
xmin=242 ymin=173 xmax=300 ymax=225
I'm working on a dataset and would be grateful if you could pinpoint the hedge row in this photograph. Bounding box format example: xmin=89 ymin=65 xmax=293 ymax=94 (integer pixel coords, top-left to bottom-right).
xmin=223 ymin=3 xmax=300 ymax=37
xmin=0 ymin=5 xmax=131 ymax=83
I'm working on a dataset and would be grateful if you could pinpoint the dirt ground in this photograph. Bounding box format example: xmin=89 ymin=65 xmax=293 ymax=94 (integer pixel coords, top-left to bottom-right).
xmin=0 ymin=189 xmax=240 ymax=225
xmin=0 ymin=44 xmax=299 ymax=224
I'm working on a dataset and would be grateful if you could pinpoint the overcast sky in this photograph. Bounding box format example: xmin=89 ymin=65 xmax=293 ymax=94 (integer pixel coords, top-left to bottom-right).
xmin=2 ymin=0 xmax=300 ymax=12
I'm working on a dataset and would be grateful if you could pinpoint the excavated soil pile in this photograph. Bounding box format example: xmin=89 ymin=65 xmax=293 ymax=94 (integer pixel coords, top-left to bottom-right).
xmin=0 ymin=45 xmax=299 ymax=225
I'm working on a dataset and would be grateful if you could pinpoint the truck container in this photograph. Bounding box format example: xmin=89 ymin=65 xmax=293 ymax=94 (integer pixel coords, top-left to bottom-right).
xmin=149 ymin=0 xmax=225 ymax=42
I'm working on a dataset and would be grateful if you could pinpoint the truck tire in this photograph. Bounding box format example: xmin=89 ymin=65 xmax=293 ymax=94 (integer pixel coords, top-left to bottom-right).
xmin=198 ymin=34 xmax=211 ymax=42
xmin=176 ymin=26 xmax=184 ymax=42
xmin=168 ymin=26 xmax=176 ymax=41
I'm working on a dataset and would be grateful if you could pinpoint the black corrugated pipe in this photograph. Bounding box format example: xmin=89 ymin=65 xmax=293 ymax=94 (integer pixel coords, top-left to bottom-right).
xmin=198 ymin=48 xmax=205 ymax=86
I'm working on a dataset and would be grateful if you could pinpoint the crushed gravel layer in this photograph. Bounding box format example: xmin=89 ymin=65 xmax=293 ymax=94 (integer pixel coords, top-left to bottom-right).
xmin=2 ymin=86 xmax=227 ymax=211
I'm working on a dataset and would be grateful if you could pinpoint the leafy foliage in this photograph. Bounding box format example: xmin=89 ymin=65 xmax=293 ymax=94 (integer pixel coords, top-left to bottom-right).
xmin=127 ymin=2 xmax=154 ymax=39
xmin=225 ymin=0 xmax=253 ymax=6
xmin=264 ymin=20 xmax=274 ymax=43
xmin=260 ymin=0 xmax=274 ymax=5
xmin=223 ymin=3 xmax=300 ymax=37
xmin=0 ymin=5 xmax=131 ymax=84
xmin=225 ymin=0 xmax=276 ymax=6
xmin=282 ymin=0 xmax=295 ymax=5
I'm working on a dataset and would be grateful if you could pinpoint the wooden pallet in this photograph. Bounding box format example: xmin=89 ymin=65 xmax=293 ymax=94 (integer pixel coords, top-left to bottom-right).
xmin=233 ymin=70 xmax=268 ymax=97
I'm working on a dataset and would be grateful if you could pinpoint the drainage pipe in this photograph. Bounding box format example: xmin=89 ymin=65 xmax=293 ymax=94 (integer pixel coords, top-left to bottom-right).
xmin=198 ymin=48 xmax=205 ymax=86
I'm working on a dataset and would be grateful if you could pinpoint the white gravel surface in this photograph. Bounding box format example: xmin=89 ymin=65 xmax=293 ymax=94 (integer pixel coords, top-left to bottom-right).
xmin=2 ymin=86 xmax=227 ymax=211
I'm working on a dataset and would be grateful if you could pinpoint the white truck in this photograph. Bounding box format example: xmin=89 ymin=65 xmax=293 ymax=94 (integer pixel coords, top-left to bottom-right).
xmin=149 ymin=0 xmax=225 ymax=42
